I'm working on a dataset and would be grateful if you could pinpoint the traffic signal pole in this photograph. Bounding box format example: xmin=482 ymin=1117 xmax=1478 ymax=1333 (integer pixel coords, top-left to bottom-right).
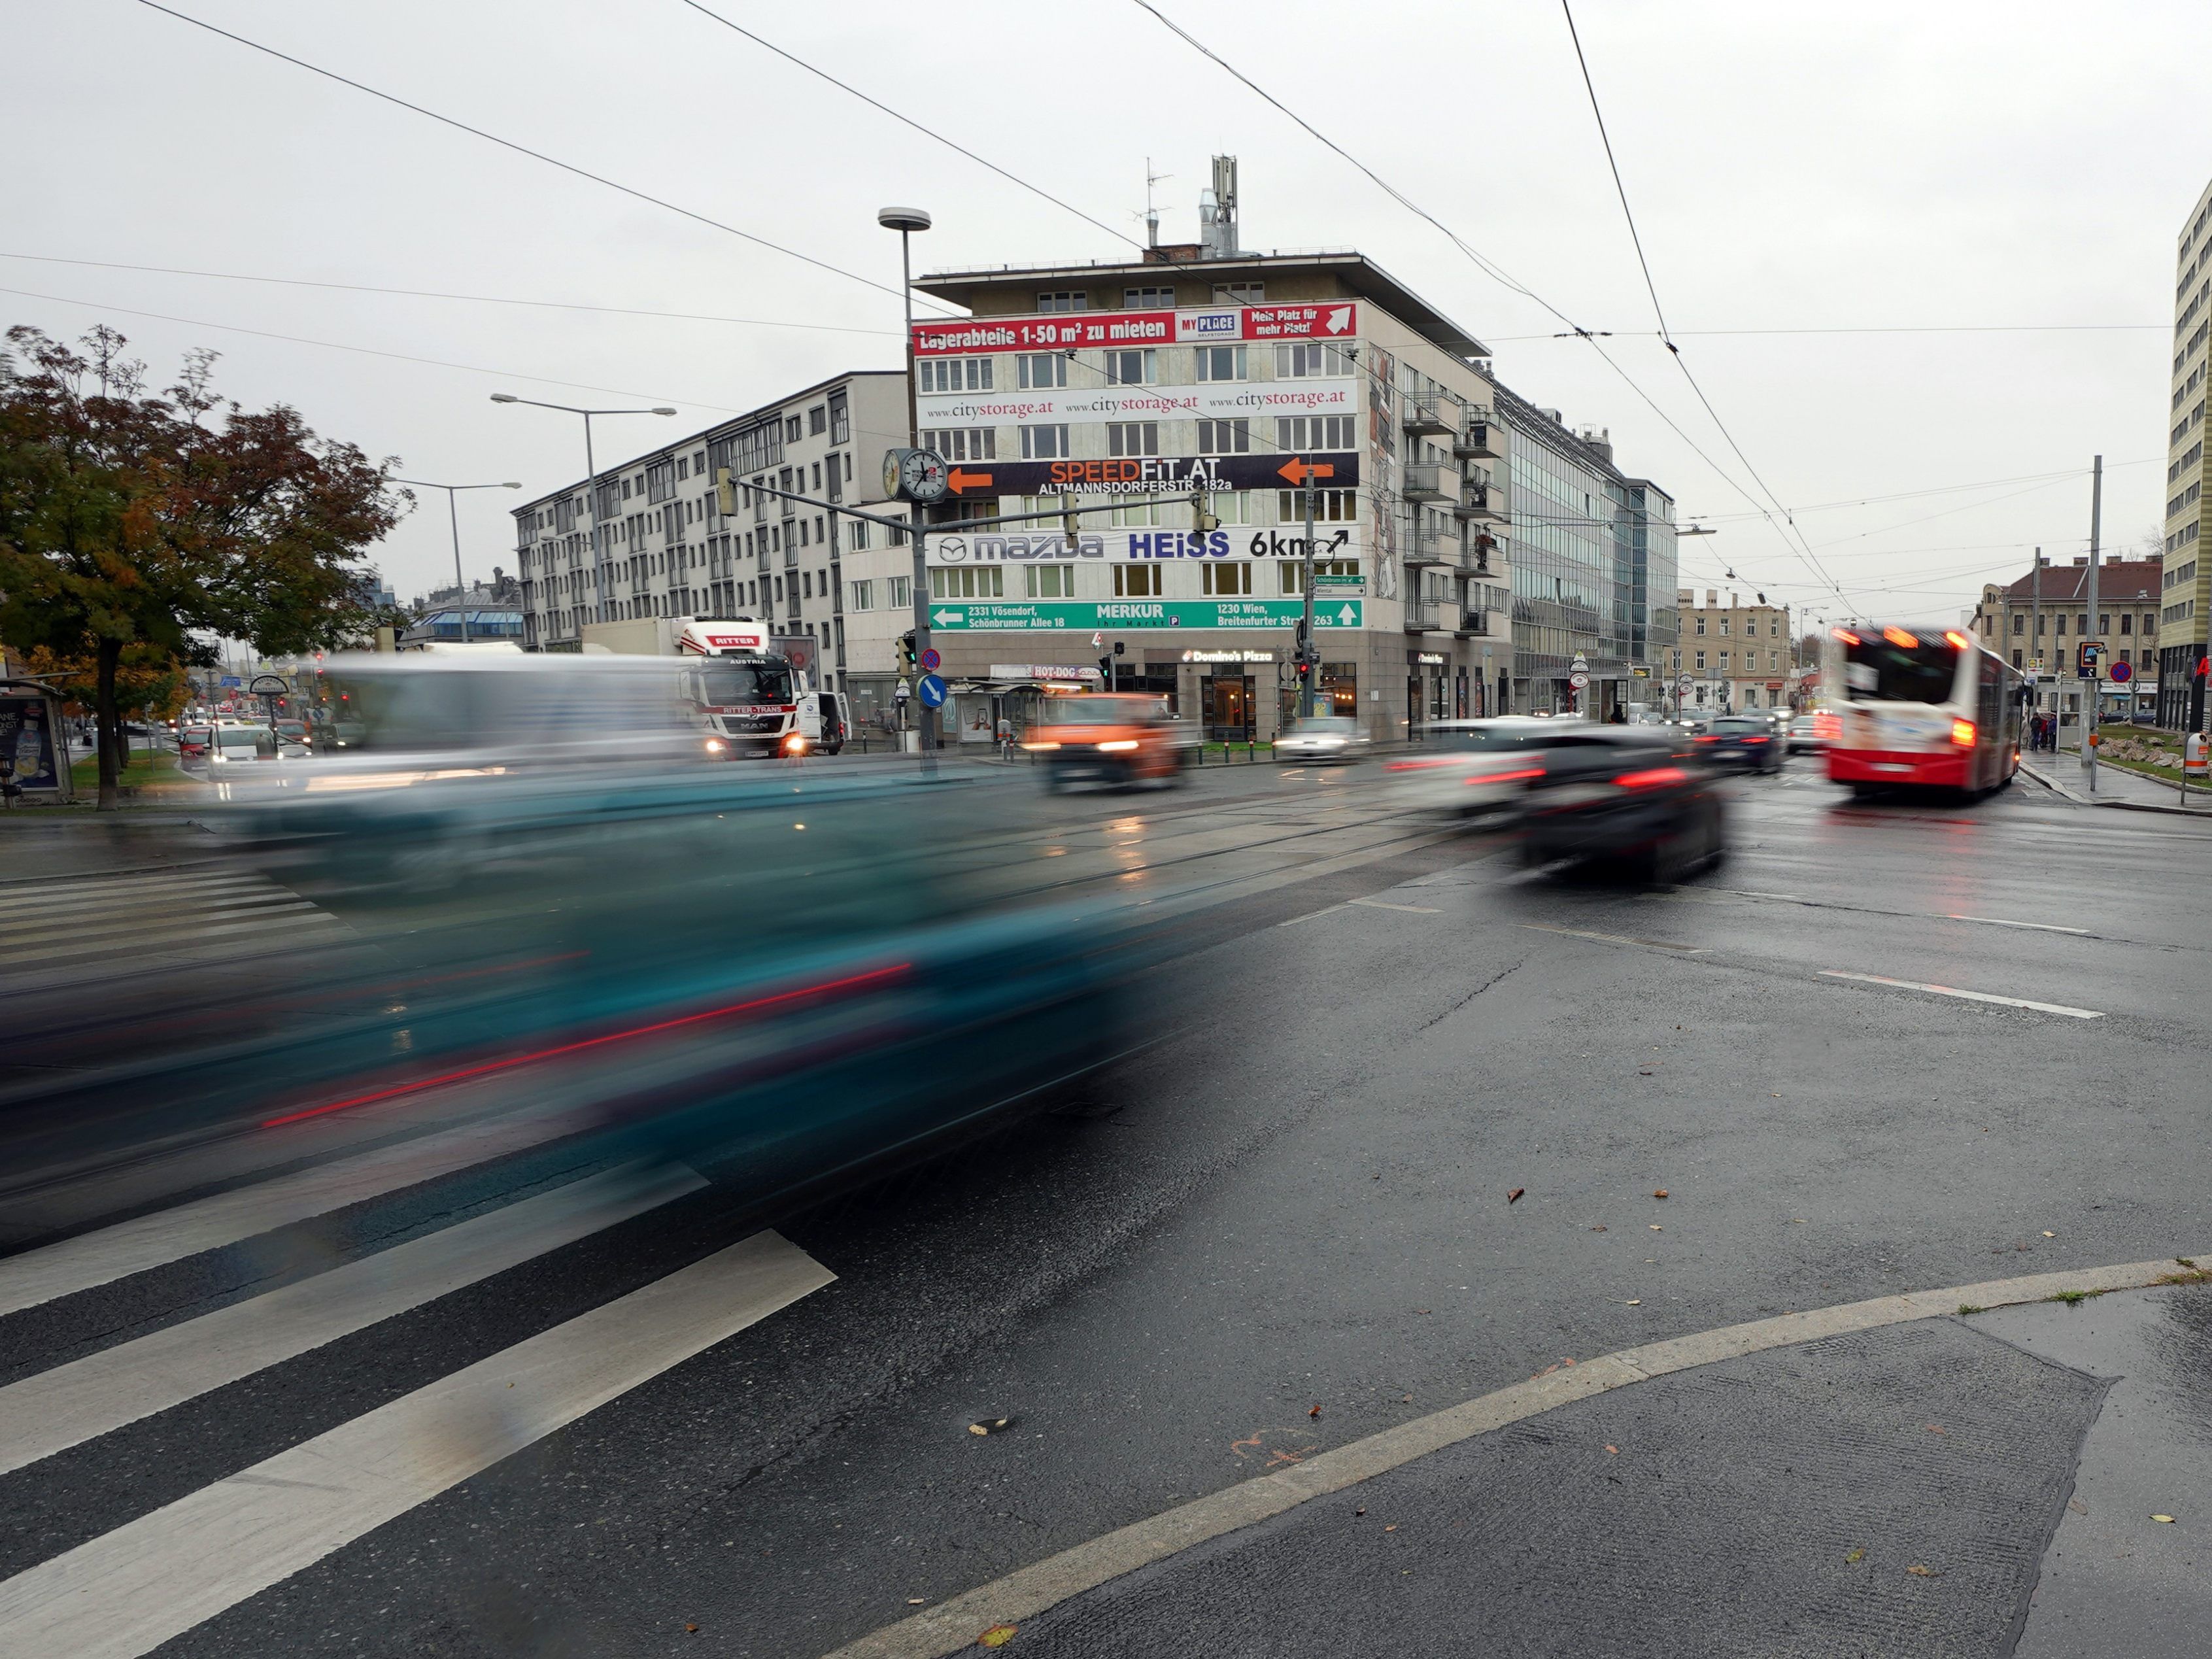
xmin=1299 ymin=464 xmax=1319 ymax=719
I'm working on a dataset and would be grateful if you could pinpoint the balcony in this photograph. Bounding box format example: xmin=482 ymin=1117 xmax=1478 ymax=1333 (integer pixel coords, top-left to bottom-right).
xmin=1453 ymin=420 xmax=1501 ymax=459
xmin=1403 ymin=526 xmax=1452 ymax=565
xmin=1403 ymin=463 xmax=1458 ymax=504
xmin=1460 ymin=473 xmax=1508 ymax=522
xmin=1403 ymin=598 xmax=1444 ymax=632
xmin=1403 ymin=395 xmax=1454 ymax=436
xmin=1456 ymin=609 xmax=1494 ymax=638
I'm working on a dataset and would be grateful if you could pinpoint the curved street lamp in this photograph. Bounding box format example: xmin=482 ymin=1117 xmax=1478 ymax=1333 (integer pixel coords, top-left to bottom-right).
xmin=390 ymin=477 xmax=522 ymax=643
xmin=488 ymin=397 xmax=677 ymax=634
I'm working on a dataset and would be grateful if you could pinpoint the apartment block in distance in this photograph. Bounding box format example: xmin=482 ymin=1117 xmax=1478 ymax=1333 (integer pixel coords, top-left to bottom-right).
xmin=1667 ymin=589 xmax=1798 ymax=716
xmin=2162 ymin=179 xmax=2212 ymax=728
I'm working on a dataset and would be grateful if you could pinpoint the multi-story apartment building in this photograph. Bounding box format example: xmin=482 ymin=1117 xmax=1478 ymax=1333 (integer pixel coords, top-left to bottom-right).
xmin=511 ymin=372 xmax=909 ymax=698
xmin=2161 ymin=179 xmax=2212 ymax=728
xmin=1971 ymin=554 xmax=2161 ymax=724
xmin=1501 ymin=396 xmax=1678 ymax=717
xmin=1665 ymin=589 xmax=1797 ymax=716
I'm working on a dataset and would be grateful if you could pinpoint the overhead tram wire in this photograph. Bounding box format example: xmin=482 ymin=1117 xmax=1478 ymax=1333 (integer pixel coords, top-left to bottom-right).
xmin=0 ymin=254 xmax=903 ymax=337
xmin=0 ymin=283 xmax=745 ymax=414
xmin=132 ymin=1 xmax=961 ymax=318
xmin=672 ymin=3 xmax=1144 ymax=254
xmin=1557 ymin=0 xmax=1851 ymax=615
xmin=1130 ymin=0 xmax=1854 ymax=619
xmin=1486 ymin=322 xmax=2168 ymax=342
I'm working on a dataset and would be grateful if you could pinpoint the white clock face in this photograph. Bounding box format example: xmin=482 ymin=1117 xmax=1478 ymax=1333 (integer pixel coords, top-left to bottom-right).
xmin=900 ymin=448 xmax=949 ymax=502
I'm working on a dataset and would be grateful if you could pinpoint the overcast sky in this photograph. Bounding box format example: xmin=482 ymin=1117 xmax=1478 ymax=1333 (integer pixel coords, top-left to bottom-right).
xmin=8 ymin=0 xmax=2205 ymax=628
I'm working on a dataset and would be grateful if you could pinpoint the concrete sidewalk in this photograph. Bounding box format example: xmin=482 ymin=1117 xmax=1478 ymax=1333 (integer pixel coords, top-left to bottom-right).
xmin=2022 ymin=751 xmax=2212 ymax=814
xmin=844 ymin=1274 xmax=2212 ymax=1659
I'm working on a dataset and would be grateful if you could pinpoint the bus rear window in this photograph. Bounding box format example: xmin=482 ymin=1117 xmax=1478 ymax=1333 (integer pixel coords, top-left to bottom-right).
xmin=1843 ymin=636 xmax=1957 ymax=704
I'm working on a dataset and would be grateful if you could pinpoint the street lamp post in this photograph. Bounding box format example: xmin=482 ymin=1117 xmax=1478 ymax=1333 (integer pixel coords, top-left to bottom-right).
xmin=877 ymin=205 xmax=936 ymax=751
xmin=489 ymin=396 xmax=677 ymax=640
xmin=391 ymin=478 xmax=521 ymax=643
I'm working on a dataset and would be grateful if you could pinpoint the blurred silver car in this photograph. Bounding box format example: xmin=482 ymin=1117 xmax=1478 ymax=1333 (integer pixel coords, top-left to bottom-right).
xmin=1274 ymin=716 xmax=1370 ymax=764
xmin=1385 ymin=716 xmax=1584 ymax=822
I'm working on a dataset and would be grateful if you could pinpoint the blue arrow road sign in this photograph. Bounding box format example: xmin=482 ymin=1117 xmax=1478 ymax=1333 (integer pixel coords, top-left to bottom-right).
xmin=917 ymin=673 xmax=948 ymax=709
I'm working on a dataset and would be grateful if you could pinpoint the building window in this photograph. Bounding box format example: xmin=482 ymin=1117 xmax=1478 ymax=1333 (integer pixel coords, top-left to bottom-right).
xmin=1108 ymin=422 xmax=1161 ymax=457
xmin=1195 ymin=345 xmax=1247 ymax=382
xmin=809 ymin=405 xmax=827 ymax=436
xmin=1123 ymin=286 xmax=1175 ymax=308
xmin=849 ymin=579 xmax=873 ymax=612
xmin=1718 ymin=617 xmax=1729 ymax=634
xmin=1115 ymin=565 xmax=1161 ymax=596
xmin=1036 ymin=291 xmax=1087 ymax=313
xmin=1018 ymin=353 xmax=1068 ymax=389
xmin=1276 ymin=343 xmax=1354 ymax=379
xmin=918 ymin=358 xmax=994 ymax=392
xmin=1274 ymin=415 xmax=1354 ymax=451
xmin=1102 ymin=348 xmax=1157 ymax=386
xmin=851 ymin=519 xmax=868 ymax=552
xmin=887 ymin=575 xmax=910 ymax=607
xmin=2012 ymin=614 xmax=2023 ymax=634
xmin=1213 ymin=282 xmax=1263 ymax=304
xmin=1694 ymin=650 xmax=1706 ymax=670
xmin=1197 ymin=419 xmax=1250 ymax=454
xmin=785 ymin=416 xmax=802 ymax=443
xmin=921 ymin=427 xmax=996 ymax=462
xmin=1021 ymin=424 xmax=1071 ymax=460
xmin=930 ymin=566 xmax=1004 ymax=598
xmin=1202 ymin=563 xmax=1252 ymax=595
xmin=2011 ymin=649 xmax=2022 ymax=668
xmin=1026 ymin=564 xmax=1077 ymax=598
xmin=1276 ymin=489 xmax=1357 ymax=522
xmin=1718 ymin=651 xmax=1730 ymax=671
xmin=1695 ymin=615 xmax=1706 ymax=634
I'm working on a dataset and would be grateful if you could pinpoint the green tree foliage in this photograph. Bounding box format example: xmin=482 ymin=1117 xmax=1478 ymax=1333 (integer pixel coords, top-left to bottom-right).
xmin=0 ymin=325 xmax=401 ymax=806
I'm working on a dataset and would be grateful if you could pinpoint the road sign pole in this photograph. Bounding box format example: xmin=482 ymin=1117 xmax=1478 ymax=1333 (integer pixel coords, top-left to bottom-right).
xmin=1301 ymin=463 xmax=1318 ymax=720
xmin=910 ymin=521 xmax=936 ymax=762
xmin=2086 ymin=454 xmax=2101 ymax=793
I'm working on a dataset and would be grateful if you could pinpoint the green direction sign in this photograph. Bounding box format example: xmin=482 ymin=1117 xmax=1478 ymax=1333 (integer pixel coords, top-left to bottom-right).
xmin=927 ymin=599 xmax=1365 ymax=632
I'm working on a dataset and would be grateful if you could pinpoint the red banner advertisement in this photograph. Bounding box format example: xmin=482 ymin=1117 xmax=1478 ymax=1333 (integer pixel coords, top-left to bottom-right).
xmin=912 ymin=303 xmax=1357 ymax=357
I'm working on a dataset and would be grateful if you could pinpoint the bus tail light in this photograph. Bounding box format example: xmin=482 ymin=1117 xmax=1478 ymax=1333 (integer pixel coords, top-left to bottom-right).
xmin=1950 ymin=718 xmax=1977 ymax=747
xmin=1882 ymin=626 xmax=1920 ymax=649
xmin=1944 ymin=630 xmax=1971 ymax=650
xmin=1832 ymin=628 xmax=1862 ymax=647
xmin=1813 ymin=712 xmax=1841 ymax=741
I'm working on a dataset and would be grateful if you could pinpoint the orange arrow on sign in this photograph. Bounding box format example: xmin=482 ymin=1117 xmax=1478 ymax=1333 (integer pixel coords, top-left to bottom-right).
xmin=947 ymin=467 xmax=995 ymax=494
xmin=1277 ymin=458 xmax=1336 ymax=485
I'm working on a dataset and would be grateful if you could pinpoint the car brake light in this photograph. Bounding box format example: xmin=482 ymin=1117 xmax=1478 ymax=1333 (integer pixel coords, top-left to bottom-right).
xmin=1950 ymin=718 xmax=1976 ymax=747
xmin=1744 ymin=735 xmax=1769 ymax=744
xmin=1693 ymin=734 xmax=1719 ymax=743
xmin=1471 ymin=765 xmax=1545 ymax=784
xmin=1386 ymin=757 xmax=1455 ymax=770
xmin=1616 ymin=766 xmax=1688 ymax=789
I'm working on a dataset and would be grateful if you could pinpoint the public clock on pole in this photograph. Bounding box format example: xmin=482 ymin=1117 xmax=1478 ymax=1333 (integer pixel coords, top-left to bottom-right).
xmin=883 ymin=447 xmax=950 ymax=504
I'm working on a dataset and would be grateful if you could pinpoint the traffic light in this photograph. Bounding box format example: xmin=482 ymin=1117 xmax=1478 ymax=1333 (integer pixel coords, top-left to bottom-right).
xmin=715 ymin=466 xmax=738 ymax=517
xmin=1191 ymin=487 xmax=1220 ymax=534
xmin=899 ymin=630 xmax=917 ymax=668
xmin=1061 ymin=490 xmax=1080 ymax=552
xmin=1113 ymin=641 xmax=1125 ymax=657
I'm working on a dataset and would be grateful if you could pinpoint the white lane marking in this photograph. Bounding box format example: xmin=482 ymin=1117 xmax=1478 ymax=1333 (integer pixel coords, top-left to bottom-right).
xmin=0 ymin=1161 xmax=704 ymax=1477
xmin=1944 ymin=914 xmax=2092 ymax=936
xmin=1817 ymin=970 xmax=2103 ymax=1019
xmin=1347 ymin=898 xmax=1441 ymax=914
xmin=0 ymin=897 xmax=320 ymax=951
xmin=0 ymin=910 xmax=343 ymax=968
xmin=1518 ymin=923 xmax=1707 ymax=954
xmin=1276 ymin=903 xmax=1349 ymax=927
xmin=0 ymin=1106 xmax=613 ymax=1319
xmin=0 ymin=1230 xmax=832 ymax=1659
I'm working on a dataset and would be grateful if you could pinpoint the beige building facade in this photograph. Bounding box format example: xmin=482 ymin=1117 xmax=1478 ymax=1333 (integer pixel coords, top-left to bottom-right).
xmin=2160 ymin=179 xmax=2212 ymax=728
xmin=1666 ymin=589 xmax=1799 ymax=715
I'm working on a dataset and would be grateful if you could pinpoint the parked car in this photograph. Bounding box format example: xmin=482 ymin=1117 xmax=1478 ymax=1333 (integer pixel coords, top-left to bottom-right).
xmin=1021 ymin=694 xmax=1194 ymax=790
xmin=1385 ymin=717 xmax=1584 ymax=824
xmin=1693 ymin=714 xmax=1785 ymax=774
xmin=1520 ymin=729 xmax=1728 ymax=881
xmin=1274 ymin=716 xmax=1370 ymax=764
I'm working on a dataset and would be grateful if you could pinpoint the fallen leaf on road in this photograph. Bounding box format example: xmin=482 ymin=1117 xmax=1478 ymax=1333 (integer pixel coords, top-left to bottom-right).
xmin=1625 ymin=1299 xmax=1641 ymax=1306
xmin=2153 ymin=1514 xmax=2176 ymax=1523
xmin=908 ymin=1598 xmax=926 ymax=1605
xmin=1650 ymin=1224 xmax=1663 ymax=1231
xmin=2067 ymin=1498 xmax=2088 ymax=1516
xmin=1591 ymin=1225 xmax=1607 ymax=1232
xmin=979 ymin=1625 xmax=1019 ymax=1647
xmin=1355 ymin=1507 xmax=1365 ymax=1516
xmin=1384 ymin=1524 xmax=1398 ymax=1532
xmin=1906 ymin=1565 xmax=1939 ymax=1577
xmin=1790 ymin=1218 xmax=1807 ymax=1223
xmin=1926 ymin=1425 xmax=1946 ymax=1435
xmin=969 ymin=1418 xmax=1010 ymax=1437
xmin=2043 ymin=1231 xmax=2056 ymax=1239
xmin=1653 ymin=1189 xmax=1669 ymax=1199
xmin=1844 ymin=1547 xmax=1865 ymax=1564
xmin=686 ymin=1625 xmax=699 ymax=1635
xmin=1414 ymin=1308 xmax=1431 ymax=1314
xmin=1508 ymin=1188 xmax=1525 ymax=1203
xmin=1605 ymin=1445 xmax=1618 ymax=1455
xmin=1309 ymin=1405 xmax=1321 ymax=1418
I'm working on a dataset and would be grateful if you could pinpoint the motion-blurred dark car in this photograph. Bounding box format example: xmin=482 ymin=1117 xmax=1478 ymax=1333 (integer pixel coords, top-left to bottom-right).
xmin=1693 ymin=714 xmax=1784 ymax=774
xmin=1520 ymin=729 xmax=1727 ymax=881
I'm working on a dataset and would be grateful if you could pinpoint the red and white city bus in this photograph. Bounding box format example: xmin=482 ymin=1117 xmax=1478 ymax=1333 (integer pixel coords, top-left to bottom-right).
xmin=1820 ymin=624 xmax=2023 ymax=796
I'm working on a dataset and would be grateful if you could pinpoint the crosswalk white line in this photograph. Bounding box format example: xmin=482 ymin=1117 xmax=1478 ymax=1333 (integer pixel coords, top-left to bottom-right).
xmin=0 ymin=905 xmax=341 ymax=965
xmin=0 ymin=1161 xmax=705 ymax=1478
xmin=0 ymin=1229 xmax=834 ymax=1659
xmin=0 ymin=895 xmax=320 ymax=951
xmin=0 ymin=1104 xmax=614 ymax=1319
xmin=0 ymin=878 xmax=287 ymax=923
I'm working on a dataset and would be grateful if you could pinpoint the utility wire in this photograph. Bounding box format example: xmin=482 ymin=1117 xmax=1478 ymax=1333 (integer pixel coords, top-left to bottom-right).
xmin=1486 ymin=322 xmax=2167 ymax=341
xmin=0 ymin=252 xmax=902 ymax=337
xmin=1557 ymin=0 xmax=1852 ymax=614
xmin=0 ymin=283 xmax=742 ymax=413
xmin=673 ymin=2 xmax=1142 ymax=252
xmin=132 ymin=1 xmax=959 ymax=317
xmin=1132 ymin=0 xmax=1852 ymax=617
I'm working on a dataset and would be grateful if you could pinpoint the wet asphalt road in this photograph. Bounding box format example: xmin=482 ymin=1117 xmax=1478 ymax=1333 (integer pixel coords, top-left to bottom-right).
xmin=5 ymin=754 xmax=2211 ymax=1657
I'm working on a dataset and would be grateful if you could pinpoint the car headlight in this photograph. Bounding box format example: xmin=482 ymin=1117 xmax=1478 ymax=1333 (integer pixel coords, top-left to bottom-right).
xmin=1097 ymin=740 xmax=1140 ymax=752
xmin=705 ymin=738 xmax=726 ymax=753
